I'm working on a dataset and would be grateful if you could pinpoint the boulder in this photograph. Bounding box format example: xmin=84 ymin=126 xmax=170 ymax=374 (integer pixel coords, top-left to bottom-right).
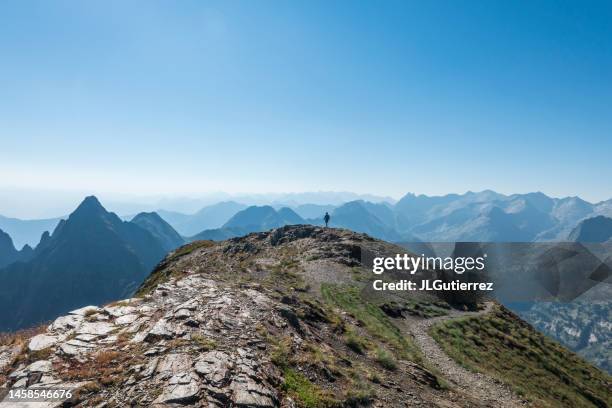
xmin=26 ymin=360 xmax=53 ymax=373
xmin=69 ymin=305 xmax=101 ymax=316
xmin=29 ymin=334 xmax=60 ymax=351
xmin=76 ymin=322 xmax=116 ymax=336
xmin=194 ymin=351 xmax=233 ymax=386
xmin=50 ymin=314 xmax=84 ymax=332
xmin=115 ymin=314 xmax=139 ymax=325
xmin=0 ymin=345 xmax=21 ymax=371
xmin=153 ymin=377 xmax=199 ymax=404
xmin=146 ymin=319 xmax=174 ymax=341
xmin=230 ymin=377 xmax=276 ymax=407
xmin=156 ymin=353 xmax=194 ymax=377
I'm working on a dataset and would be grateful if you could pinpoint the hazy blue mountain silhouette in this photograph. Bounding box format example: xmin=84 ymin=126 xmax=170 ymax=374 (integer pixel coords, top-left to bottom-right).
xmin=292 ymin=204 xmax=337 ymax=219
xmin=0 ymin=228 xmax=33 ymax=268
xmin=276 ymin=207 xmax=304 ymax=225
xmin=222 ymin=206 xmax=304 ymax=233
xmin=395 ymin=191 xmax=611 ymax=242
xmin=394 ymin=190 xmax=506 ymax=231
xmin=323 ymin=201 xmax=404 ymax=242
xmin=190 ymin=201 xmax=416 ymax=243
xmin=0 ymin=215 xmax=61 ymax=249
xmin=180 ymin=192 xmax=612 ymax=244
xmin=0 ymin=196 xmax=167 ymax=331
xmin=176 ymin=190 xmax=610 ymax=243
xmin=187 ymin=206 xmax=305 ymax=241
xmin=411 ymin=199 xmax=556 ymax=242
xmin=189 ymin=226 xmax=250 ymax=241
xmin=131 ymin=212 xmax=185 ymax=252
xmin=158 ymin=201 xmax=247 ymax=236
xmin=569 ymin=216 xmax=612 ymax=243
xmin=359 ymin=201 xmax=397 ymax=229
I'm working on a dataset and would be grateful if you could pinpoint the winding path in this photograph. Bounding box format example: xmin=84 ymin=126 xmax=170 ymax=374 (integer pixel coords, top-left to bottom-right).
xmin=405 ymin=303 xmax=528 ymax=408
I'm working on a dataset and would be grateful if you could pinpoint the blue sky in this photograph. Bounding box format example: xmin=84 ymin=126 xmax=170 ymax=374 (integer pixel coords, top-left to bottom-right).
xmin=1 ymin=0 xmax=611 ymax=212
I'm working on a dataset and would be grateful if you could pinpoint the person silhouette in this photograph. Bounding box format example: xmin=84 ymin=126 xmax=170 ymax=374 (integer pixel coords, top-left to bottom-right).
xmin=324 ymin=212 xmax=330 ymax=227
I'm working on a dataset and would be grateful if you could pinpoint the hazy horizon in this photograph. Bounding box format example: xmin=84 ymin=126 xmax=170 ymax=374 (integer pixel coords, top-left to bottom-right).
xmin=1 ymin=187 xmax=610 ymax=219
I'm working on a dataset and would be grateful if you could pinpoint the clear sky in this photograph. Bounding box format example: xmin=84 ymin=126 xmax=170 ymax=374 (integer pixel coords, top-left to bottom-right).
xmin=1 ymin=0 xmax=611 ymax=212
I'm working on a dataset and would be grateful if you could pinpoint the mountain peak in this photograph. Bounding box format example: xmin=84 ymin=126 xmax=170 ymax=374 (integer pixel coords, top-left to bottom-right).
xmin=131 ymin=211 xmax=184 ymax=252
xmin=72 ymin=195 xmax=106 ymax=217
xmin=132 ymin=211 xmax=164 ymax=223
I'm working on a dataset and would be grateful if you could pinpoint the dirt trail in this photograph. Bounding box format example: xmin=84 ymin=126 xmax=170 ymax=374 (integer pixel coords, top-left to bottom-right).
xmin=405 ymin=303 xmax=528 ymax=408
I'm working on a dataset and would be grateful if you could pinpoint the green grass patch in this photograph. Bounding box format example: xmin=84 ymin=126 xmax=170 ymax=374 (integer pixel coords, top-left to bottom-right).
xmin=430 ymin=306 xmax=612 ymax=408
xmin=282 ymin=368 xmax=338 ymax=408
xmin=375 ymin=348 xmax=397 ymax=371
xmin=345 ymin=331 xmax=367 ymax=355
xmin=321 ymin=284 xmax=422 ymax=363
xmin=404 ymin=301 xmax=449 ymax=318
xmin=270 ymin=336 xmax=293 ymax=368
xmin=268 ymin=258 xmax=310 ymax=292
xmin=191 ymin=333 xmax=217 ymax=351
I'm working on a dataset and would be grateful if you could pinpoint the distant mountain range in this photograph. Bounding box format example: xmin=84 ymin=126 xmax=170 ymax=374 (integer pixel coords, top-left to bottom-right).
xmin=190 ymin=205 xmax=304 ymax=241
xmin=160 ymin=191 xmax=612 ymax=244
xmin=189 ymin=201 xmax=405 ymax=243
xmin=0 ymin=214 xmax=61 ymax=249
xmin=2 ymin=191 xmax=611 ymax=283
xmin=393 ymin=191 xmax=612 ymax=242
xmin=318 ymin=200 xmax=405 ymax=242
xmin=290 ymin=203 xmax=337 ymax=219
xmin=157 ymin=201 xmax=247 ymax=236
xmin=178 ymin=191 xmax=612 ymax=244
xmin=4 ymin=191 xmax=612 ymax=247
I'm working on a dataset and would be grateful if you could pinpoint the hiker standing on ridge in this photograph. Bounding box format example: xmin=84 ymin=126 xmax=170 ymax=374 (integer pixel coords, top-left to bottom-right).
xmin=324 ymin=212 xmax=330 ymax=227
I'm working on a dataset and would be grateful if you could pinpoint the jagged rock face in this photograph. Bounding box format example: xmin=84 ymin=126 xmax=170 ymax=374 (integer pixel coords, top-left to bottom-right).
xmin=1 ymin=276 xmax=282 ymax=407
xmin=0 ymin=225 xmax=555 ymax=407
xmin=0 ymin=228 xmax=32 ymax=269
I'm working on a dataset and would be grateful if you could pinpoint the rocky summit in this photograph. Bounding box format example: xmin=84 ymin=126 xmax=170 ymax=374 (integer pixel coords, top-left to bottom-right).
xmin=0 ymin=225 xmax=610 ymax=407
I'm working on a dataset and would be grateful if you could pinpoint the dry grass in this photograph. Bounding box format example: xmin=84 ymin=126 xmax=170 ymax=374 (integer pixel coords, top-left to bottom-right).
xmin=0 ymin=324 xmax=46 ymax=347
xmin=58 ymin=347 xmax=143 ymax=389
xmin=55 ymin=346 xmax=146 ymax=404
xmin=106 ymin=300 xmax=130 ymax=308
xmin=0 ymin=324 xmax=48 ymax=383
xmin=93 ymin=350 xmax=121 ymax=366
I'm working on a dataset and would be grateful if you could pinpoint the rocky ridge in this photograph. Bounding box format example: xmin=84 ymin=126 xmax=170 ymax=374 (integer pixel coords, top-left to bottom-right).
xmin=0 ymin=225 xmax=608 ymax=407
xmin=1 ymin=275 xmax=282 ymax=407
